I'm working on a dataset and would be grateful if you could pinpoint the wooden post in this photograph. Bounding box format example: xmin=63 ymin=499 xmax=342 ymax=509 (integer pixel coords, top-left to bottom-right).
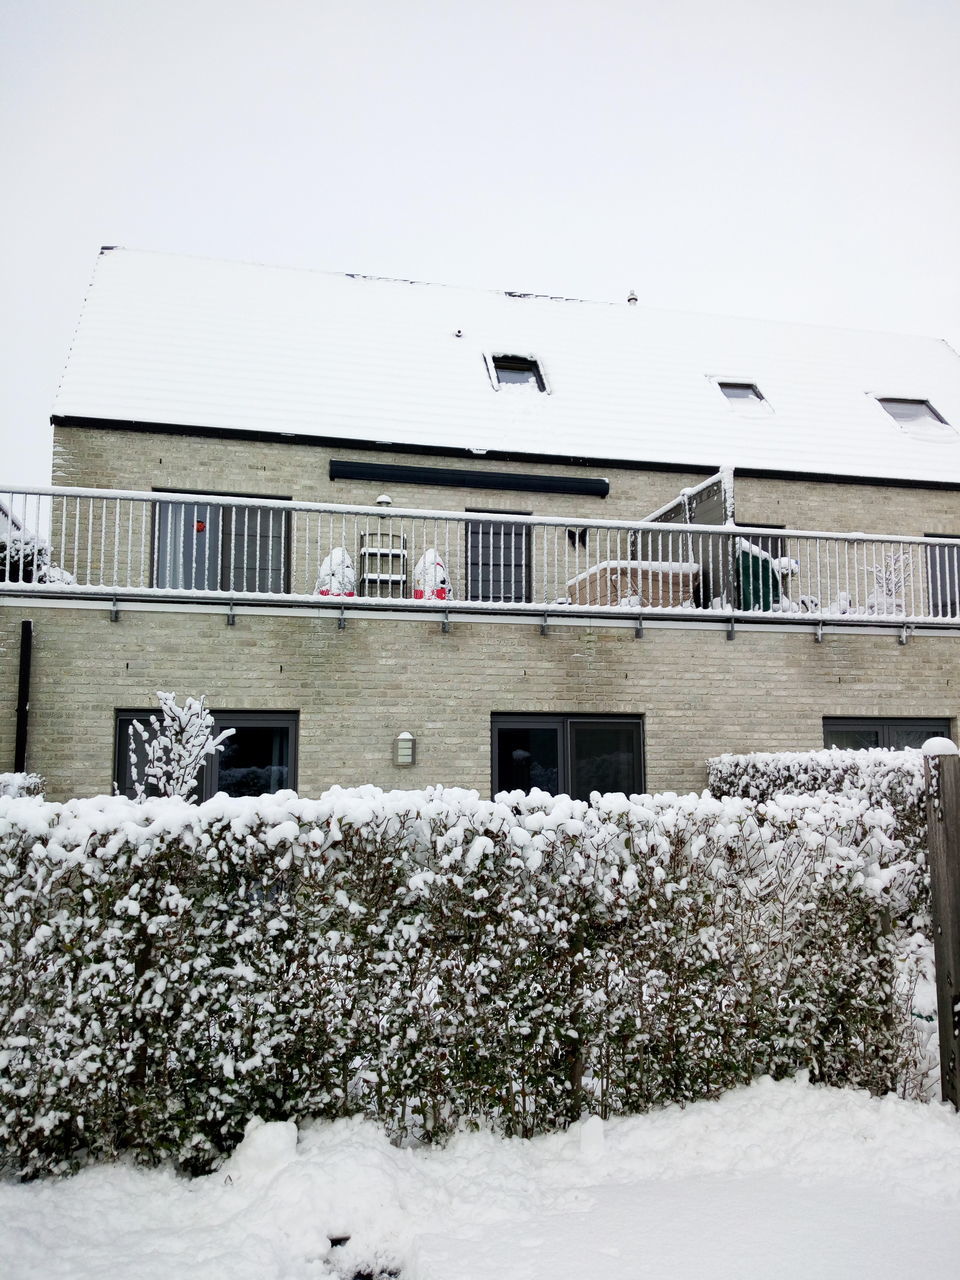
xmin=924 ymin=748 xmax=960 ymax=1109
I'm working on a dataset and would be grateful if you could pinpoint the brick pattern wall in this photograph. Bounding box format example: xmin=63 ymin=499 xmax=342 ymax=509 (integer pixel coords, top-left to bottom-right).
xmin=53 ymin=424 xmax=960 ymax=537
xmin=14 ymin=426 xmax=955 ymax=801
xmin=2 ymin=601 xmax=956 ymax=800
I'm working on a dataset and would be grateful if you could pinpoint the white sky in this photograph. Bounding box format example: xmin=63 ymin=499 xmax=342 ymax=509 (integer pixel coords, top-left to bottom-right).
xmin=2 ymin=0 xmax=959 ymax=487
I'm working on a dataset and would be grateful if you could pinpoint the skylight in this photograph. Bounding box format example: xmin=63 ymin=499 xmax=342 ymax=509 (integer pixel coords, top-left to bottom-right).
xmin=878 ymin=399 xmax=947 ymax=426
xmin=878 ymin=398 xmax=954 ymax=442
xmin=492 ymin=355 xmax=545 ymax=392
xmin=719 ymin=382 xmax=765 ymax=405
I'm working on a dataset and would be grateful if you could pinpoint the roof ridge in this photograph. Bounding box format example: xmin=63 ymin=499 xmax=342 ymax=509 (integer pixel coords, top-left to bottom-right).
xmin=91 ymin=246 xmax=948 ymax=343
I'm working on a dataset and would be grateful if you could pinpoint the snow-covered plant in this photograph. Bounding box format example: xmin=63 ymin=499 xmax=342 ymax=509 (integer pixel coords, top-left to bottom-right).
xmin=0 ymin=784 xmax=927 ymax=1177
xmin=314 ymin=548 xmax=356 ymax=596
xmin=413 ymin=548 xmax=451 ymax=599
xmin=707 ymin=746 xmax=927 ymax=909
xmin=0 ymin=534 xmax=73 ymax=585
xmin=127 ymin=691 xmax=234 ymax=800
xmin=867 ymin=549 xmax=913 ymax=615
xmin=0 ymin=772 xmax=43 ymax=798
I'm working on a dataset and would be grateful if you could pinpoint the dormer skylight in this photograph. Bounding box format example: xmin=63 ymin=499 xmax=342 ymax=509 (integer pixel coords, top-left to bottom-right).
xmin=719 ymin=381 xmax=765 ymax=405
xmin=492 ymin=355 xmax=545 ymax=392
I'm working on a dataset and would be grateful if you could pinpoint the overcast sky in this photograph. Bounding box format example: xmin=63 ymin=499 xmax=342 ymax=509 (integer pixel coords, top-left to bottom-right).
xmin=2 ymin=0 xmax=959 ymax=487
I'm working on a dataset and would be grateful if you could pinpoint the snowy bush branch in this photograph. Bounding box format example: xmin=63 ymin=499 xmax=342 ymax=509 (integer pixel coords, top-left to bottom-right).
xmin=127 ymin=691 xmax=234 ymax=800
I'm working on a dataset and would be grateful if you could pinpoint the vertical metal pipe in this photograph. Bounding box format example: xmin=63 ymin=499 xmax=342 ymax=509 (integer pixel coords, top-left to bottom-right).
xmin=14 ymin=620 xmax=32 ymax=772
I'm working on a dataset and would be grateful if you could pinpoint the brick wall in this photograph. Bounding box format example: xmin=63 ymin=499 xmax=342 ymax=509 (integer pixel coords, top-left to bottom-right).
xmin=53 ymin=424 xmax=960 ymax=537
xmin=2 ymin=601 xmax=956 ymax=800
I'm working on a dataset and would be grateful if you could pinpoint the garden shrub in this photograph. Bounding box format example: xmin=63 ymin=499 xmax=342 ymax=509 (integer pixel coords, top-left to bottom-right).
xmin=0 ymin=784 xmax=923 ymax=1177
xmin=0 ymin=773 xmax=43 ymax=799
xmin=707 ymin=747 xmax=928 ymax=924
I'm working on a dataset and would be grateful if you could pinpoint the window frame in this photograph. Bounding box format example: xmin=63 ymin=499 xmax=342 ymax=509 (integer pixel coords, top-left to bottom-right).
xmin=877 ymin=398 xmax=949 ymax=427
xmin=822 ymin=716 xmax=951 ymax=751
xmin=716 ymin=380 xmax=769 ymax=409
xmin=466 ymin=508 xmax=532 ymax=603
xmin=924 ymin=534 xmax=960 ymax=618
xmin=114 ymin=708 xmax=299 ymax=799
xmin=491 ymin=712 xmax=645 ymax=798
xmin=488 ymin=354 xmax=547 ymax=393
xmin=151 ymin=487 xmax=292 ymax=594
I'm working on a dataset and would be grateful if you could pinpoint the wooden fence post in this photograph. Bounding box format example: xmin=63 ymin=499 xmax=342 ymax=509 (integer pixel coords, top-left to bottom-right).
xmin=924 ymin=747 xmax=960 ymax=1109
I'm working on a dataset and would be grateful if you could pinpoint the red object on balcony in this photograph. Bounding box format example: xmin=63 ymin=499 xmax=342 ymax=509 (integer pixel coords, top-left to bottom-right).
xmin=413 ymin=586 xmax=447 ymax=600
xmin=195 ymin=521 xmax=206 ymax=533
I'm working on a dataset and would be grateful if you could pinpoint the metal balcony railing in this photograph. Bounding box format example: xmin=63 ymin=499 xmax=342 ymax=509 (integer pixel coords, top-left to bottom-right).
xmin=2 ymin=485 xmax=960 ymax=627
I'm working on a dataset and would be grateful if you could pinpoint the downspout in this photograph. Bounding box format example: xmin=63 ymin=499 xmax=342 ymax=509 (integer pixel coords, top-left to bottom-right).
xmin=14 ymin=619 xmax=32 ymax=772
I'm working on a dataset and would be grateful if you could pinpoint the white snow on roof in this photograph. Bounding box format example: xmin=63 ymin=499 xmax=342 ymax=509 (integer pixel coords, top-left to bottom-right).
xmin=53 ymin=248 xmax=960 ymax=484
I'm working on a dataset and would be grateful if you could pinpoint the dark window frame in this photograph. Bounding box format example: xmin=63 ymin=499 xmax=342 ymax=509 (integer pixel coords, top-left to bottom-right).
xmin=491 ymin=712 xmax=645 ymax=798
xmin=924 ymin=534 xmax=960 ymax=618
xmin=490 ymin=354 xmax=546 ymax=392
xmin=718 ymin=381 xmax=766 ymax=405
xmin=823 ymin=716 xmax=951 ymax=751
xmin=466 ymin=508 xmax=532 ymax=603
xmin=151 ymin=487 xmax=292 ymax=594
xmin=114 ymin=708 xmax=299 ymax=799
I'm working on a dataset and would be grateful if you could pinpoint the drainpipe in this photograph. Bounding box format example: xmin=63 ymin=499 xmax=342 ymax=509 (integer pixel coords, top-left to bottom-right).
xmin=14 ymin=620 xmax=32 ymax=772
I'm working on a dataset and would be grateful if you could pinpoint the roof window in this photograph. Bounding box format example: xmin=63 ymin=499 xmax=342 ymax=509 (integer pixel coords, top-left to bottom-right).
xmin=719 ymin=382 xmax=765 ymax=405
xmin=878 ymin=398 xmax=954 ymax=442
xmin=878 ymin=398 xmax=948 ymax=427
xmin=492 ymin=355 xmax=545 ymax=392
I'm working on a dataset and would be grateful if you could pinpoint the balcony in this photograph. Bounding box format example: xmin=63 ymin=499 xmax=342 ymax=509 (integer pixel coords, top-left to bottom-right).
xmin=2 ymin=483 xmax=960 ymax=632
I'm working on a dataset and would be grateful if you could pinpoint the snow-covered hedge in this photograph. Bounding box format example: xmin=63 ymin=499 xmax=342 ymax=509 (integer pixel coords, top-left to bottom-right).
xmin=707 ymin=747 xmax=926 ymax=813
xmin=0 ymin=773 xmax=43 ymax=799
xmin=708 ymin=748 xmax=928 ymax=919
xmin=0 ymin=786 xmax=922 ymax=1176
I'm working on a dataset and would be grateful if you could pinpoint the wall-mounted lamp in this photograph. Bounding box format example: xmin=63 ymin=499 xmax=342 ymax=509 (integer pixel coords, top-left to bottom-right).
xmin=376 ymin=493 xmax=393 ymax=507
xmin=394 ymin=731 xmax=417 ymax=767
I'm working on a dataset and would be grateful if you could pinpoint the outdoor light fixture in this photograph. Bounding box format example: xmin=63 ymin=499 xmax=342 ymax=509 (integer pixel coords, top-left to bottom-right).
xmin=394 ymin=731 xmax=416 ymax=766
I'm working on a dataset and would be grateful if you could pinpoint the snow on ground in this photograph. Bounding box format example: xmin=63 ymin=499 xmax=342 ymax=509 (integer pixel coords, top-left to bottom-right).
xmin=3 ymin=1077 xmax=960 ymax=1280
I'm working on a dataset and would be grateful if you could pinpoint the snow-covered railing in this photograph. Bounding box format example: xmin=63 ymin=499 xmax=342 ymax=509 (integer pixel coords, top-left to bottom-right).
xmin=2 ymin=484 xmax=960 ymax=625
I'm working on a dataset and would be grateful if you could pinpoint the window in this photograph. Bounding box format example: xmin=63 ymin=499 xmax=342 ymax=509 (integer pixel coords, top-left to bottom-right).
xmin=467 ymin=512 xmax=531 ymax=602
xmin=492 ymin=714 xmax=644 ymax=799
xmin=878 ymin=399 xmax=954 ymax=441
xmin=823 ymin=716 xmax=950 ymax=751
xmin=491 ymin=355 xmax=545 ymax=391
xmin=878 ymin=399 xmax=948 ymax=427
xmin=115 ymin=710 xmax=298 ymax=799
xmin=718 ymin=382 xmax=766 ymax=406
xmin=925 ymin=535 xmax=960 ymax=618
xmin=154 ymin=496 xmax=290 ymax=593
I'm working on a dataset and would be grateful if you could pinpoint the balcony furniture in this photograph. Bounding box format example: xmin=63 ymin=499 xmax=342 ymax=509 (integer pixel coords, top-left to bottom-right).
xmin=736 ymin=538 xmax=799 ymax=611
xmin=359 ymin=530 xmax=407 ymax=599
xmin=566 ymin=559 xmax=700 ymax=608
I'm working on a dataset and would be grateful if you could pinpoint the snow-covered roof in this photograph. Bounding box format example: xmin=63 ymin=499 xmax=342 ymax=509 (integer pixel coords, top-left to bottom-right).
xmin=53 ymin=248 xmax=960 ymax=484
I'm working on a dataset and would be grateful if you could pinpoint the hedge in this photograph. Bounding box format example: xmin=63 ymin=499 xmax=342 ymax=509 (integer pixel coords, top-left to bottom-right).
xmin=0 ymin=783 xmax=925 ymax=1177
xmin=707 ymin=747 xmax=929 ymax=926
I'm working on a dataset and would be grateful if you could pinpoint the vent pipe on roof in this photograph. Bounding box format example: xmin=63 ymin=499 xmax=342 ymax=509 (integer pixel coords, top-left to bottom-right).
xmin=627 ymin=290 xmax=638 ymax=306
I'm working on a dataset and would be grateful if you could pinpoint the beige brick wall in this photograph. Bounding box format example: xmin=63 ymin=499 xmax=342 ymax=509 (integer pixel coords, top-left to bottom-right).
xmin=2 ymin=601 xmax=957 ymax=801
xmin=53 ymin=424 xmax=960 ymax=538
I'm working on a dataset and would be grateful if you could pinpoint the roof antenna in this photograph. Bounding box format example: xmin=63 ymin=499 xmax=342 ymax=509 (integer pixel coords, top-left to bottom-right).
xmin=627 ymin=290 xmax=638 ymax=306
